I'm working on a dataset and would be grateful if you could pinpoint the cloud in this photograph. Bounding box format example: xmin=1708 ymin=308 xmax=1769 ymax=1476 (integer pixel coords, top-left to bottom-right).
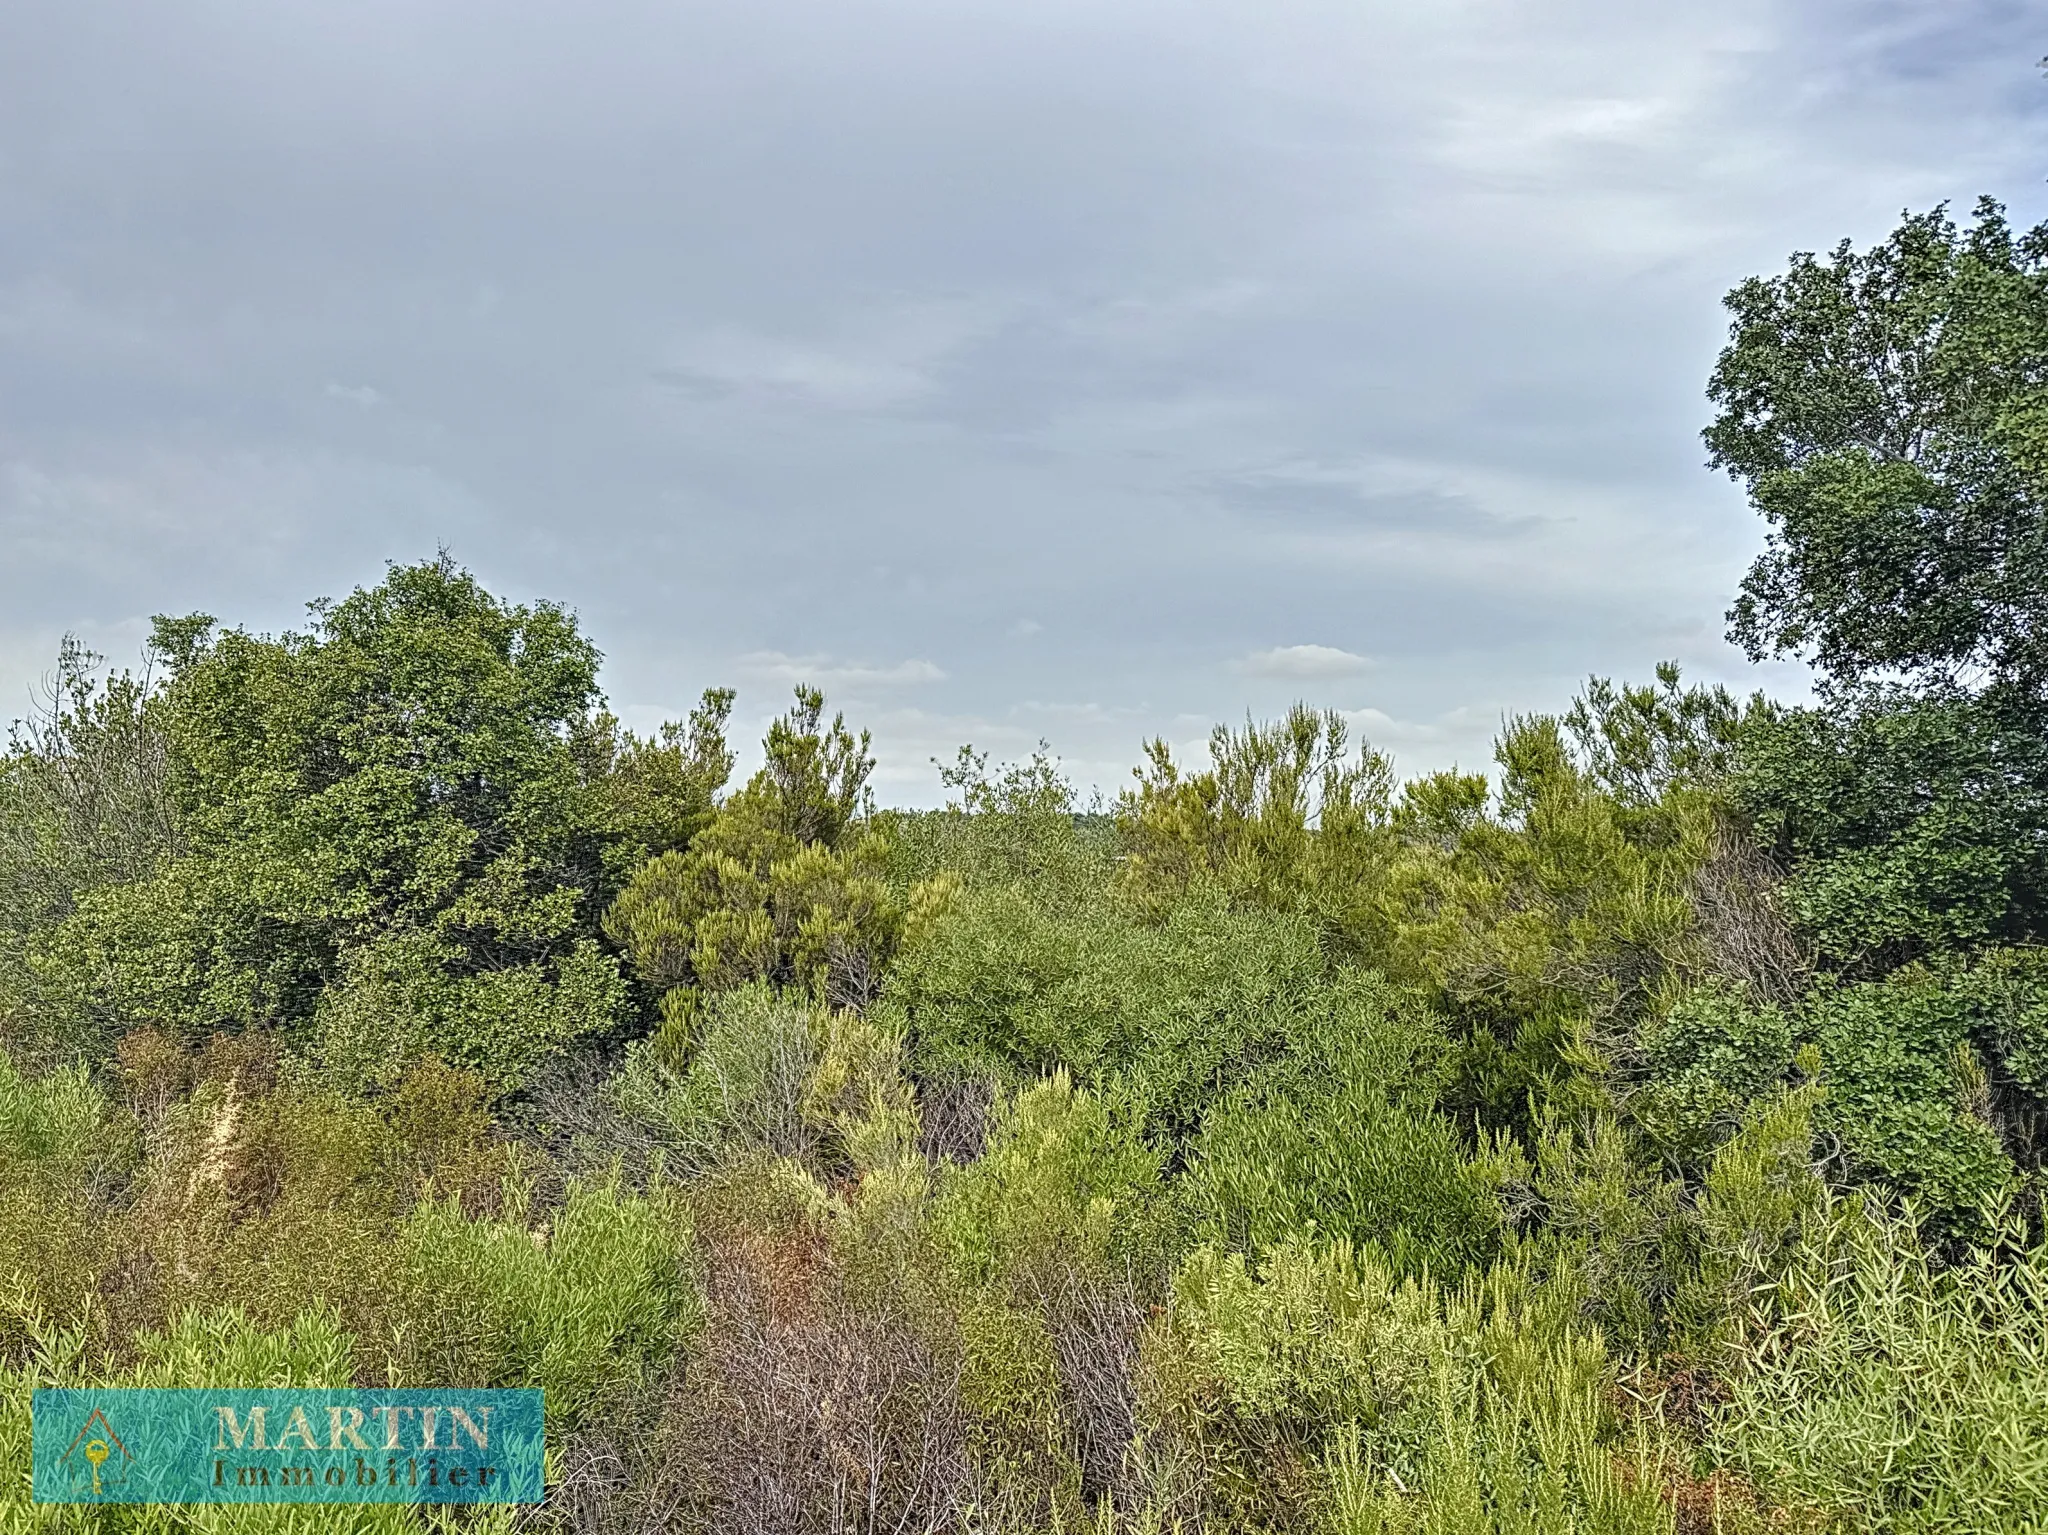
xmin=651 ymin=300 xmax=1011 ymax=413
xmin=736 ymin=651 xmax=948 ymax=688
xmin=652 ymin=352 xmax=931 ymax=413
xmin=1209 ymin=469 xmax=1535 ymax=540
xmin=1235 ymin=644 xmax=1376 ymax=680
xmin=324 ymin=382 xmax=382 ymax=407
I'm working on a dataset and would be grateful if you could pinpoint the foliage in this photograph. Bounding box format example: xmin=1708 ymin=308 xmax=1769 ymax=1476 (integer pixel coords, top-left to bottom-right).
xmin=1180 ymin=971 xmax=1519 ymax=1277
xmin=0 ymin=638 xmax=179 ymax=941
xmin=1389 ymin=714 xmax=1714 ymax=1025
xmin=1708 ymin=205 xmax=2048 ymax=1216
xmin=1801 ymin=973 xmax=2012 ymax=1223
xmin=609 ymin=982 xmax=824 ymax=1170
xmin=1635 ymin=971 xmax=2012 ymax=1229
xmin=402 ymin=1177 xmax=698 ymax=1426
xmin=1632 ymin=982 xmax=1800 ymax=1166
xmin=1533 ymin=1085 xmax=1827 ymax=1358
xmin=1736 ymin=686 xmax=2048 ymax=971
xmin=1713 ymin=1196 xmax=2048 ymax=1534
xmin=1382 ymin=712 xmax=1723 ymax=1136
xmin=1562 ymin=662 xmax=1770 ymax=811
xmin=937 ymin=1072 xmax=1168 ymax=1290
xmin=1 ymin=559 xmax=673 ymax=1090
xmin=885 ymin=880 xmax=1329 ymax=1142
xmin=605 ymin=688 xmax=907 ymax=1020
xmin=1707 ymin=198 xmax=2048 ymax=697
xmin=885 ymin=743 xmax=1114 ymax=902
xmin=1118 ymin=705 xmax=1398 ymax=962
xmin=573 ymin=687 xmax=737 ymax=886
xmin=1165 ymin=1241 xmax=1673 ymax=1534
xmin=0 ymin=1039 xmax=697 ymax=1531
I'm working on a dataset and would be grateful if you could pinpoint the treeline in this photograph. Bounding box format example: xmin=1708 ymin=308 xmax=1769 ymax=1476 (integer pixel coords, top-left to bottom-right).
xmin=4 ymin=198 xmax=2048 ymax=1533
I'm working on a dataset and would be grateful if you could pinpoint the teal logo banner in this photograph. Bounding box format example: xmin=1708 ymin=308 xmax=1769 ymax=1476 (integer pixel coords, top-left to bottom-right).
xmin=32 ymin=1389 xmax=544 ymax=1504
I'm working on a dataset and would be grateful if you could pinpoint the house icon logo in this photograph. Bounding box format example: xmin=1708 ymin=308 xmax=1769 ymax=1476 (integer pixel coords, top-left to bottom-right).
xmin=58 ymin=1407 xmax=133 ymax=1497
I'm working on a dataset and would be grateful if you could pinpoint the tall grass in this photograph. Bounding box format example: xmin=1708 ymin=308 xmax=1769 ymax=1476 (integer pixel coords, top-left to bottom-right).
xmin=1712 ymin=1196 xmax=2048 ymax=1533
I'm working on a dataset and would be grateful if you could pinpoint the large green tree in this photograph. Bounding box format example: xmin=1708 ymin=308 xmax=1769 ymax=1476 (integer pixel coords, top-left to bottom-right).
xmin=10 ymin=558 xmax=728 ymax=1088
xmin=1708 ymin=201 xmax=2048 ymax=962
xmin=1708 ymin=198 xmax=2048 ymax=696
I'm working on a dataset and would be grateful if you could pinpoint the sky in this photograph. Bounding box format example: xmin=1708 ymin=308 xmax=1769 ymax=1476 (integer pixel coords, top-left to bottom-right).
xmin=3 ymin=1 xmax=2045 ymax=804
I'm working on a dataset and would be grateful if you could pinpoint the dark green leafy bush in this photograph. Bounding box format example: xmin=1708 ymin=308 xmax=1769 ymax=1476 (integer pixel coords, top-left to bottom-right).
xmin=1180 ymin=971 xmax=1519 ymax=1276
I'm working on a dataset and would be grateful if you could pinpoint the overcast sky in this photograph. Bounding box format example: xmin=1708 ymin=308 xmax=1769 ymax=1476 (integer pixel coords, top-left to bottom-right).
xmin=3 ymin=1 xmax=2045 ymax=802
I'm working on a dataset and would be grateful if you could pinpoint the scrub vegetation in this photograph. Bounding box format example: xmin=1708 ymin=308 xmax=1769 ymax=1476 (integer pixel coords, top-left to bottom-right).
xmin=6 ymin=199 xmax=2048 ymax=1532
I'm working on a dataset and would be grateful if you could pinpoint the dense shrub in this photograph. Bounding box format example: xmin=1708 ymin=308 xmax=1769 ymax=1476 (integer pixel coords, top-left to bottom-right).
xmin=609 ymin=982 xmax=825 ymax=1170
xmin=886 ymin=883 xmax=1327 ymax=1143
xmin=1713 ymin=1196 xmax=2048 ymax=1533
xmin=936 ymin=1072 xmax=1168 ymax=1290
xmin=1162 ymin=1240 xmax=1673 ymax=1533
xmin=1638 ymin=972 xmax=2014 ymax=1226
xmin=1180 ymin=972 xmax=1518 ymax=1276
xmin=1117 ymin=706 xmax=1399 ymax=963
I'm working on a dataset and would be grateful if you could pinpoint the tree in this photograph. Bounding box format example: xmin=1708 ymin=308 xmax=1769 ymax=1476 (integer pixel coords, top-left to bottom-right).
xmin=605 ymin=688 xmax=903 ymax=1041
xmin=574 ymin=687 xmax=737 ymax=890
xmin=1706 ymin=198 xmax=2048 ymax=697
xmin=1708 ymin=202 xmax=2048 ymax=963
xmin=1708 ymin=200 xmax=2048 ymax=1201
xmin=0 ymin=638 xmax=179 ymax=940
xmin=13 ymin=558 xmax=692 ymax=1087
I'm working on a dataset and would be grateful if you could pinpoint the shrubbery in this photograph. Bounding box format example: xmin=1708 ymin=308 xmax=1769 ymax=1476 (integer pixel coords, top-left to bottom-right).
xmin=8 ymin=206 xmax=2048 ymax=1534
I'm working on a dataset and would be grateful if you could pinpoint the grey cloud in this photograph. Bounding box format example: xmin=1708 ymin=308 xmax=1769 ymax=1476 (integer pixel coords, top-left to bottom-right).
xmin=1207 ymin=474 xmax=1540 ymax=539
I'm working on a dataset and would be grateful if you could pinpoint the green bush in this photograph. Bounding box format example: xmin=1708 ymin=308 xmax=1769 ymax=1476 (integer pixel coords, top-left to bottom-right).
xmin=4 ymin=559 xmax=658 ymax=1091
xmin=883 ymin=743 xmax=1115 ymax=902
xmin=1634 ymin=971 xmax=2013 ymax=1228
xmin=402 ymin=1178 xmax=699 ymax=1427
xmin=1164 ymin=1241 xmax=1673 ymax=1534
xmin=1713 ymin=1196 xmax=2048 ymax=1533
xmin=609 ymin=982 xmax=822 ymax=1170
xmin=1116 ymin=706 xmax=1399 ymax=964
xmin=1181 ymin=972 xmax=1518 ymax=1277
xmin=308 ymin=932 xmax=627 ymax=1093
xmin=1804 ymin=973 xmax=2013 ymax=1223
xmin=887 ymin=882 xmax=1327 ymax=1142
xmin=604 ymin=687 xmax=907 ymax=1018
xmin=0 ymin=1051 xmax=118 ymax=1181
xmin=1633 ymin=982 xmax=1798 ymax=1165
xmin=1531 ymin=1086 xmax=1826 ymax=1358
xmin=0 ymin=1296 xmax=515 ymax=1533
xmin=937 ymin=1071 xmax=1168 ymax=1291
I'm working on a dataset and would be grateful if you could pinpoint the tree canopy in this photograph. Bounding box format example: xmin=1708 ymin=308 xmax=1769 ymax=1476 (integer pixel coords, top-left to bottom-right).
xmin=1708 ymin=198 xmax=2048 ymax=698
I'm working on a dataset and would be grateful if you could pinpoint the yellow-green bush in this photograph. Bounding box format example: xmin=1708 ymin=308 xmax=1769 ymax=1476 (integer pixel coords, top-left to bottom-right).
xmin=1712 ymin=1193 xmax=2048 ymax=1533
xmin=0 ymin=1036 xmax=703 ymax=1532
xmin=1163 ymin=1241 xmax=1674 ymax=1534
xmin=936 ymin=1072 xmax=1168 ymax=1291
xmin=0 ymin=1295 xmax=515 ymax=1534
